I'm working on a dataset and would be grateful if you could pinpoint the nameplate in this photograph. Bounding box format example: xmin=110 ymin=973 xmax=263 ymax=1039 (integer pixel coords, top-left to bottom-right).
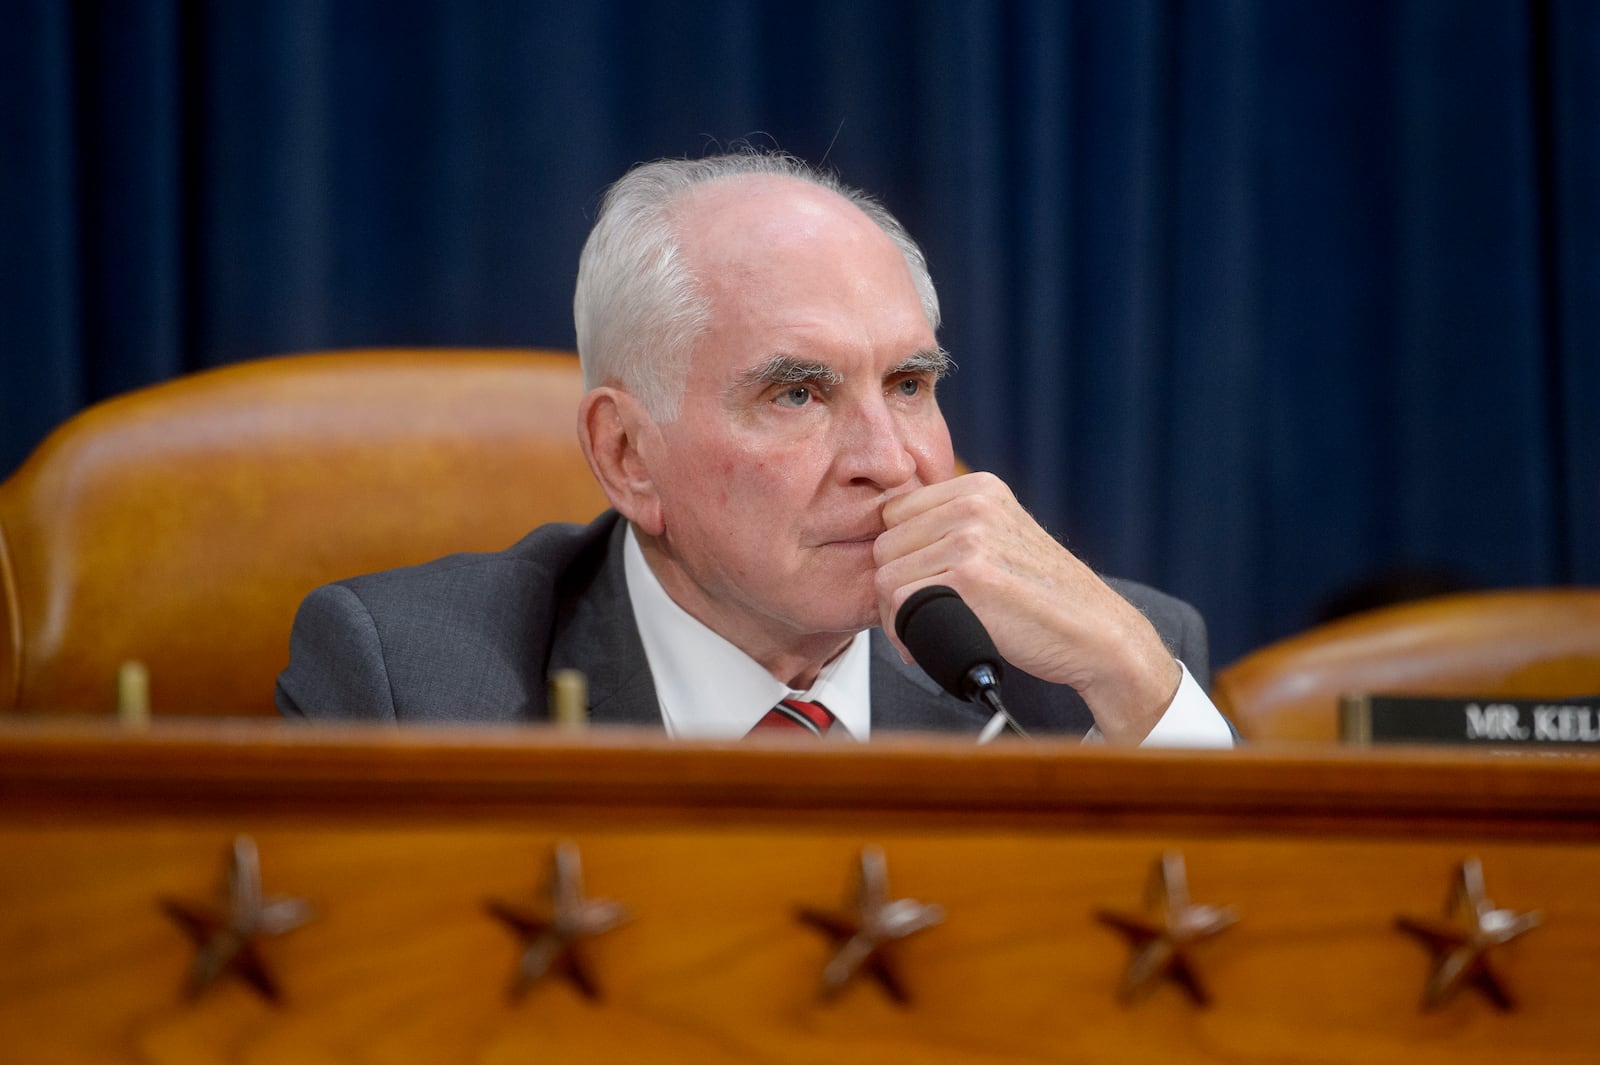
xmin=1340 ymin=695 xmax=1600 ymax=748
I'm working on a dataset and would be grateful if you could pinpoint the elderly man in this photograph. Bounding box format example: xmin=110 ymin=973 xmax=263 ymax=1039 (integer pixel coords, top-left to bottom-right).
xmin=277 ymin=151 xmax=1232 ymax=746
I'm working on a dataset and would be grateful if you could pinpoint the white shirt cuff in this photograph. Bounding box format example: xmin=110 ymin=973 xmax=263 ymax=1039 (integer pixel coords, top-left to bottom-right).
xmin=1082 ymin=662 xmax=1236 ymax=748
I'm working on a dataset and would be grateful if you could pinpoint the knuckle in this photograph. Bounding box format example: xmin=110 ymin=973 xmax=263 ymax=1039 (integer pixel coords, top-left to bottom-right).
xmin=873 ymin=565 xmax=900 ymax=600
xmin=951 ymin=522 xmax=986 ymax=554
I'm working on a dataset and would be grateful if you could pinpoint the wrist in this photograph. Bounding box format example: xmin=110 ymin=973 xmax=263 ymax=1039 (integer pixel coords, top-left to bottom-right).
xmin=1078 ymin=630 xmax=1183 ymax=745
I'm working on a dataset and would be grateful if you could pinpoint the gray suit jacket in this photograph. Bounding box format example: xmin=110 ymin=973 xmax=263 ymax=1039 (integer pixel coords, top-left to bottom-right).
xmin=276 ymin=512 xmax=1211 ymax=735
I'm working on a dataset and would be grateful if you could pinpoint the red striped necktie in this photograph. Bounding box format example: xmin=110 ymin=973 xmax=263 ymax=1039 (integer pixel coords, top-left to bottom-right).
xmin=749 ymin=698 xmax=834 ymax=737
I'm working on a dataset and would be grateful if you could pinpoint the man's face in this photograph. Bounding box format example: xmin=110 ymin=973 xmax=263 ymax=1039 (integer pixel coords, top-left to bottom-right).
xmin=639 ymin=176 xmax=955 ymax=662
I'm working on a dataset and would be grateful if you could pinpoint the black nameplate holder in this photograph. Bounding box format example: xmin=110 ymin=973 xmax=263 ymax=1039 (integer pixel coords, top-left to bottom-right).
xmin=1340 ymin=694 xmax=1600 ymax=749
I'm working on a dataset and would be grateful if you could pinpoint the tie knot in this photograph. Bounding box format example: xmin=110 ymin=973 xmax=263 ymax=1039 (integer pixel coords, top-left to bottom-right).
xmin=750 ymin=698 xmax=834 ymax=737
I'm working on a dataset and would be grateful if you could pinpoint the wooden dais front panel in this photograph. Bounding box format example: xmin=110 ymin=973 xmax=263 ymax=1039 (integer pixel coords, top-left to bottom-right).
xmin=2 ymin=722 xmax=1598 ymax=1064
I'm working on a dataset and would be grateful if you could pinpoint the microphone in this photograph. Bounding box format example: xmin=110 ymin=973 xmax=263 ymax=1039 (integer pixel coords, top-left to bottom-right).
xmin=893 ymin=585 xmax=1028 ymax=742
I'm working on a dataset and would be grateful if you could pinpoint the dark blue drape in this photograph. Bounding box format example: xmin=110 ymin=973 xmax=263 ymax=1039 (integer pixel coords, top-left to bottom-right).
xmin=4 ymin=0 xmax=1595 ymax=665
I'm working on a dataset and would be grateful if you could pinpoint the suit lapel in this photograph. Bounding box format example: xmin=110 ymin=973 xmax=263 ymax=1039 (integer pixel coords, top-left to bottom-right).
xmin=546 ymin=516 xmax=665 ymax=729
xmin=867 ymin=629 xmax=989 ymax=734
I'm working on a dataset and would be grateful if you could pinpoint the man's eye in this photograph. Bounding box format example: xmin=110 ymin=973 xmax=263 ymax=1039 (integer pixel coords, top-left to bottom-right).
xmin=894 ymin=377 xmax=923 ymax=398
xmin=774 ymin=385 xmax=813 ymax=407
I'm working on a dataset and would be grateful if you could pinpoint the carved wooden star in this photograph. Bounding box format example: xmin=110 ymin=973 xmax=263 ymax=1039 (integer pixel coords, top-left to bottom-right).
xmin=486 ymin=841 xmax=630 ymax=1001
xmin=1396 ymin=857 xmax=1542 ymax=1011
xmin=1096 ymin=851 xmax=1239 ymax=1006
xmin=160 ymin=835 xmax=313 ymax=1004
xmin=797 ymin=845 xmax=945 ymax=1003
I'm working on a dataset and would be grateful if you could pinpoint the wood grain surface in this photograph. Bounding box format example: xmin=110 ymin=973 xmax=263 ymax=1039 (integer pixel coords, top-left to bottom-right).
xmin=2 ymin=721 xmax=1597 ymax=1064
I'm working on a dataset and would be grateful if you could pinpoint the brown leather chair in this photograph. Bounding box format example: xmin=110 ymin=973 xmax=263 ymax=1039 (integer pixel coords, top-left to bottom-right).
xmin=1212 ymin=588 xmax=1600 ymax=742
xmin=0 ymin=349 xmax=610 ymax=717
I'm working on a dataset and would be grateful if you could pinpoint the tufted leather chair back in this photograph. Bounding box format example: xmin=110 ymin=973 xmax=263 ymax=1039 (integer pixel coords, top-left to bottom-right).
xmin=1212 ymin=588 xmax=1600 ymax=742
xmin=0 ymin=349 xmax=609 ymax=716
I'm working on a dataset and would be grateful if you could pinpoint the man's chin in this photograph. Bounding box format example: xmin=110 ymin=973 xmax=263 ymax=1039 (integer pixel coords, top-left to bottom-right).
xmin=794 ymin=598 xmax=879 ymax=638
xmin=780 ymin=563 xmax=880 ymax=634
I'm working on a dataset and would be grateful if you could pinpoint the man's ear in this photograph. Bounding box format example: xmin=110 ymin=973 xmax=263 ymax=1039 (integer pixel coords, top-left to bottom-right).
xmin=576 ymin=387 xmax=665 ymax=535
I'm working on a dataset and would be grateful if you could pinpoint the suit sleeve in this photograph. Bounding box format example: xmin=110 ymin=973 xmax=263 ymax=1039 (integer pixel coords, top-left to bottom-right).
xmin=275 ymin=583 xmax=399 ymax=721
xmin=1167 ymin=596 xmax=1211 ymax=692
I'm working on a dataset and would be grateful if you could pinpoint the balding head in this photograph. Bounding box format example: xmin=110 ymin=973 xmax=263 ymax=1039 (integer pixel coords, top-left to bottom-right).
xmin=573 ymin=152 xmax=940 ymax=421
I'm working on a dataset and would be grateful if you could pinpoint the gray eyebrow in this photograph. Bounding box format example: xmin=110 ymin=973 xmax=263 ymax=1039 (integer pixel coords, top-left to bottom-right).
xmin=735 ymin=355 xmax=845 ymax=390
xmin=891 ymin=347 xmax=954 ymax=380
xmin=732 ymin=348 xmax=954 ymax=396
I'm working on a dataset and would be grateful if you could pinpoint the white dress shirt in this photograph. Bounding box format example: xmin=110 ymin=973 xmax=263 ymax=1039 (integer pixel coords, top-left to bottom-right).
xmin=623 ymin=525 xmax=1232 ymax=746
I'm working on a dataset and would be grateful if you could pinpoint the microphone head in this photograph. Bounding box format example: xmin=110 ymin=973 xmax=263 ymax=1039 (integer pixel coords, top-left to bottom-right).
xmin=893 ymin=585 xmax=1004 ymax=701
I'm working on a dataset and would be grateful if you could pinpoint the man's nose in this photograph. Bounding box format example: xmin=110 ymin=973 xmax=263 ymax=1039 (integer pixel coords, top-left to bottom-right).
xmin=836 ymin=398 xmax=917 ymax=488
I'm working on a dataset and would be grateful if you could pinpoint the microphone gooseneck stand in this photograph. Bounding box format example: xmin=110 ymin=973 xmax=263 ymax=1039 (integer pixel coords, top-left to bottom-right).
xmin=893 ymin=585 xmax=1029 ymax=744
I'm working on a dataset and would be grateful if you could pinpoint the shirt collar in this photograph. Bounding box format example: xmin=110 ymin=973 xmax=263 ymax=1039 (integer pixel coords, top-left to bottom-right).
xmin=622 ymin=524 xmax=871 ymax=740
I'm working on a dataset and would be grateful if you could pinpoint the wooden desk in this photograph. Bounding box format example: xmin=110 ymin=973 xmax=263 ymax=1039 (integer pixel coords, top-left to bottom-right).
xmin=2 ymin=721 xmax=1597 ymax=1063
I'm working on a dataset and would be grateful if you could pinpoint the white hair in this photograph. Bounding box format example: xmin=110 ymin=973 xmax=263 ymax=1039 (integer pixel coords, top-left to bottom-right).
xmin=572 ymin=150 xmax=941 ymax=421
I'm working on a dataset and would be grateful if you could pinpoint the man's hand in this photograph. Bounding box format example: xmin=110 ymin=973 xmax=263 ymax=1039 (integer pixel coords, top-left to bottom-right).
xmin=873 ymin=473 xmax=1180 ymax=744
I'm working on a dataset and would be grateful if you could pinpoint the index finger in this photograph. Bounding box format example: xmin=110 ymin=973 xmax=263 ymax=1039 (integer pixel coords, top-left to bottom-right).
xmin=881 ymin=471 xmax=1009 ymax=528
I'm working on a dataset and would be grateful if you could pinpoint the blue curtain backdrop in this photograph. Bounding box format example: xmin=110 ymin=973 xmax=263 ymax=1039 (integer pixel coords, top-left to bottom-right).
xmin=3 ymin=0 xmax=1596 ymax=666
